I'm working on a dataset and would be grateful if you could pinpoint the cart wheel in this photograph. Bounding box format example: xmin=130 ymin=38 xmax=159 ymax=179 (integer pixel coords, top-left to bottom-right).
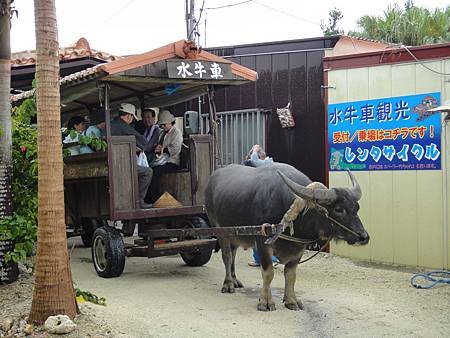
xmin=92 ymin=226 xmax=125 ymax=278
xmin=180 ymin=217 xmax=213 ymax=267
xmin=80 ymin=218 xmax=104 ymax=247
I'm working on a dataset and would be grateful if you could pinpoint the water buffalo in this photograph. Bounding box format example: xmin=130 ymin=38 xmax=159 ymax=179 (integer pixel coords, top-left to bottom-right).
xmin=205 ymin=163 xmax=369 ymax=311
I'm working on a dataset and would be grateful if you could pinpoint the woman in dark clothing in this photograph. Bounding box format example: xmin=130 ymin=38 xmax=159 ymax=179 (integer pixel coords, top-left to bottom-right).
xmin=67 ymin=115 xmax=87 ymax=133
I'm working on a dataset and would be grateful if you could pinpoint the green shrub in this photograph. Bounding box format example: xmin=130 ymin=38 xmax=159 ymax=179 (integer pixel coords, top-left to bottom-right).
xmin=68 ymin=129 xmax=107 ymax=152
xmin=0 ymin=97 xmax=38 ymax=262
xmin=1 ymin=95 xmax=106 ymax=262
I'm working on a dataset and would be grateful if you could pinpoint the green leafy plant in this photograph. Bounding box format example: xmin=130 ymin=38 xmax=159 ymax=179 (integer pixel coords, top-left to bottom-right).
xmin=350 ymin=2 xmax=450 ymax=45
xmin=1 ymin=94 xmax=106 ymax=262
xmin=68 ymin=129 xmax=107 ymax=152
xmin=0 ymin=97 xmax=38 ymax=262
xmin=321 ymin=7 xmax=344 ymax=36
xmin=75 ymin=288 xmax=106 ymax=306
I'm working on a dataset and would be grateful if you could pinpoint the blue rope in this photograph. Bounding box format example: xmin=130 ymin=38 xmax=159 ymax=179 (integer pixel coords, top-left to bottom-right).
xmin=410 ymin=270 xmax=450 ymax=289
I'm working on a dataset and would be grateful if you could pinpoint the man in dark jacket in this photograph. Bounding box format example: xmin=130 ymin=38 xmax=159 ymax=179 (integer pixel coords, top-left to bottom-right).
xmin=134 ymin=108 xmax=161 ymax=165
xmin=110 ymin=102 xmax=153 ymax=209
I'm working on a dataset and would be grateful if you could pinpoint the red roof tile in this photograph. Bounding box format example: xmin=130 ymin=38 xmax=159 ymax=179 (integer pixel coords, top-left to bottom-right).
xmin=101 ymin=40 xmax=258 ymax=81
xmin=11 ymin=65 xmax=105 ymax=103
xmin=11 ymin=40 xmax=258 ymax=104
xmin=11 ymin=37 xmax=122 ymax=67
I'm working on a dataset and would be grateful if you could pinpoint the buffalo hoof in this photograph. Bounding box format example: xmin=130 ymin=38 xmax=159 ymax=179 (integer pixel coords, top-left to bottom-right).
xmin=284 ymin=300 xmax=304 ymax=311
xmin=257 ymin=301 xmax=276 ymax=311
xmin=233 ymin=278 xmax=244 ymax=288
xmin=221 ymin=281 xmax=235 ymax=293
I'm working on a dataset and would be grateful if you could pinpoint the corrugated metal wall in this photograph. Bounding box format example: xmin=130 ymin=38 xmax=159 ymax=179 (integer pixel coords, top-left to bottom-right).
xmin=225 ymin=51 xmax=326 ymax=182
xmin=328 ymin=59 xmax=450 ymax=269
xmin=177 ymin=37 xmax=339 ymax=183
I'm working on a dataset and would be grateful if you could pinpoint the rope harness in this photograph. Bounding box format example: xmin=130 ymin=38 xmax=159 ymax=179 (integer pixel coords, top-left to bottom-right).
xmin=267 ymin=198 xmax=361 ymax=245
xmin=298 ymin=238 xmax=332 ymax=264
xmin=312 ymin=203 xmax=361 ymax=238
xmin=262 ymin=184 xmax=362 ymax=264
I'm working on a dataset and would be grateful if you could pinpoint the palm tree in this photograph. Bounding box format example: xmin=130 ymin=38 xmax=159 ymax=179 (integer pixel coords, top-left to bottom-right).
xmin=29 ymin=0 xmax=77 ymax=323
xmin=0 ymin=0 xmax=13 ymax=220
xmin=351 ymin=2 xmax=450 ymax=45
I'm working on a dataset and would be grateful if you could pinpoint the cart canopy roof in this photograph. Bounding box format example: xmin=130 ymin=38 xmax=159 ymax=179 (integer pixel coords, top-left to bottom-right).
xmin=11 ymin=40 xmax=258 ymax=116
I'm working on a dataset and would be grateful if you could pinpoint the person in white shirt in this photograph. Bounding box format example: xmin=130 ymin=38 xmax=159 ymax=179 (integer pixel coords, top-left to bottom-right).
xmin=245 ymin=144 xmax=278 ymax=267
xmin=249 ymin=144 xmax=274 ymax=167
xmin=147 ymin=110 xmax=183 ymax=203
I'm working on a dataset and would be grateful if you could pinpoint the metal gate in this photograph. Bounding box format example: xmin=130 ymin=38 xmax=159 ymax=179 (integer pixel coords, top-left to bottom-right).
xmin=201 ymin=108 xmax=269 ymax=166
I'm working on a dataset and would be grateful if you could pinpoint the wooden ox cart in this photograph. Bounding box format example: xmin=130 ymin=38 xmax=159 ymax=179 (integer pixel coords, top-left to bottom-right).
xmin=48 ymin=40 xmax=282 ymax=277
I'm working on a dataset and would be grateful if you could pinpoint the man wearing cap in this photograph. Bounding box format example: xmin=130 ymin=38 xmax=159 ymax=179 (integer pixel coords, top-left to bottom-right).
xmin=147 ymin=109 xmax=183 ymax=203
xmin=110 ymin=102 xmax=153 ymax=209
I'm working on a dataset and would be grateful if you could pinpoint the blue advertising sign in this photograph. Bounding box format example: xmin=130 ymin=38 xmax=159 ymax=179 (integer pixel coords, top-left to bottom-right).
xmin=328 ymin=92 xmax=441 ymax=171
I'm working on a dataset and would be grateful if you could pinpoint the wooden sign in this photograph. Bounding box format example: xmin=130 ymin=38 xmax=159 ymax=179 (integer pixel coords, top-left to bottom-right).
xmin=167 ymin=59 xmax=233 ymax=80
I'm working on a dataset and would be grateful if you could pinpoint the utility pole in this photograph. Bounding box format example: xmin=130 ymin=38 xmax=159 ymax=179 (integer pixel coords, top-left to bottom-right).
xmin=185 ymin=0 xmax=195 ymax=40
xmin=204 ymin=14 xmax=207 ymax=47
xmin=185 ymin=0 xmax=189 ymax=39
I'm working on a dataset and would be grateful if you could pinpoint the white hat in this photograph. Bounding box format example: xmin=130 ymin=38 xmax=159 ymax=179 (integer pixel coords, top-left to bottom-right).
xmin=158 ymin=110 xmax=175 ymax=124
xmin=426 ymin=100 xmax=450 ymax=112
xmin=119 ymin=103 xmax=138 ymax=120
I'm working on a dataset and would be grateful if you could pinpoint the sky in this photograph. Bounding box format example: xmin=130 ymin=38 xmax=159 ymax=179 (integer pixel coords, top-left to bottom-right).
xmin=10 ymin=0 xmax=450 ymax=56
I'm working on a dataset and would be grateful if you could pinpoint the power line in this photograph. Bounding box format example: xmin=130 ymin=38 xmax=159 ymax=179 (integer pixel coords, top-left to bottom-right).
xmin=252 ymin=0 xmax=321 ymax=27
xmin=189 ymin=0 xmax=206 ymax=41
xmin=100 ymin=0 xmax=137 ymax=25
xmin=199 ymin=0 xmax=255 ymax=46
xmin=401 ymin=44 xmax=450 ymax=76
xmin=204 ymin=0 xmax=254 ymax=10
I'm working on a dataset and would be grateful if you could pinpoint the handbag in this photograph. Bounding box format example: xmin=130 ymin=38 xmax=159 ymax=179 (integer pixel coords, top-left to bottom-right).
xmin=151 ymin=153 xmax=169 ymax=167
xmin=137 ymin=152 xmax=149 ymax=168
xmin=276 ymin=102 xmax=295 ymax=128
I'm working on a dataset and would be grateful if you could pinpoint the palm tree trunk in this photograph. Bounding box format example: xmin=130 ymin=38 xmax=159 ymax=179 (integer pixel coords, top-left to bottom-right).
xmin=29 ymin=0 xmax=77 ymax=324
xmin=0 ymin=0 xmax=13 ymax=219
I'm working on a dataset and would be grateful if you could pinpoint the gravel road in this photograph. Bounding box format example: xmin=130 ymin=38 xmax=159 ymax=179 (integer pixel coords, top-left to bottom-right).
xmin=69 ymin=237 xmax=450 ymax=338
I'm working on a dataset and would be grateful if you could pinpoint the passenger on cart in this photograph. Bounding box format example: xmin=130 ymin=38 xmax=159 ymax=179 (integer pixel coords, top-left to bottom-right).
xmin=80 ymin=113 xmax=106 ymax=154
xmin=134 ymin=107 xmax=162 ymax=165
xmin=63 ymin=115 xmax=88 ymax=155
xmin=110 ymin=103 xmax=153 ymax=209
xmin=146 ymin=110 xmax=183 ymax=204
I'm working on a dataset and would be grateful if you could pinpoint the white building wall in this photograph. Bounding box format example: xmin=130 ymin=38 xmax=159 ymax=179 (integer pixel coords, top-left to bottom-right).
xmin=327 ymin=58 xmax=449 ymax=269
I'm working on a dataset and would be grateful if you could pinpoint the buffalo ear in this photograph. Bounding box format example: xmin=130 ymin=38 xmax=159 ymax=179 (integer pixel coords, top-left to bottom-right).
xmin=277 ymin=171 xmax=337 ymax=204
xmin=347 ymin=170 xmax=362 ymax=201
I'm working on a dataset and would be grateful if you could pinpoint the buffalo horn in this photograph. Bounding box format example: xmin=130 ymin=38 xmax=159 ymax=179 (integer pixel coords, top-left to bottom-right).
xmin=347 ymin=170 xmax=362 ymax=200
xmin=277 ymin=171 xmax=337 ymax=204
